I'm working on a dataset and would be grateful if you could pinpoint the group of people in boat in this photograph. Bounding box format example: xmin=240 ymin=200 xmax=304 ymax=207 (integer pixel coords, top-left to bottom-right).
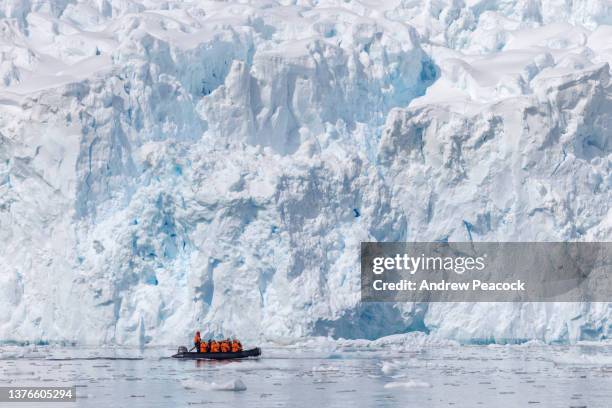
xmin=193 ymin=331 xmax=242 ymax=353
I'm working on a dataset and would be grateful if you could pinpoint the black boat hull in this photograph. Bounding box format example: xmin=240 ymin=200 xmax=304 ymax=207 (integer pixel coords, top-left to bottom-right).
xmin=172 ymin=347 xmax=261 ymax=360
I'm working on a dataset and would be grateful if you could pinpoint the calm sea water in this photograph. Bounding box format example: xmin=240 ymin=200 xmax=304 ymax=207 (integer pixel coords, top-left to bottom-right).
xmin=1 ymin=343 xmax=611 ymax=407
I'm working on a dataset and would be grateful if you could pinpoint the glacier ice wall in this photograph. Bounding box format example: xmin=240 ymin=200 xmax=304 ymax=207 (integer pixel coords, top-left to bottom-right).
xmin=0 ymin=0 xmax=610 ymax=345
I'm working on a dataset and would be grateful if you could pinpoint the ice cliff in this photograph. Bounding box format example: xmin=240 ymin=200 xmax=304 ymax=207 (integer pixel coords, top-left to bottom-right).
xmin=0 ymin=0 xmax=610 ymax=345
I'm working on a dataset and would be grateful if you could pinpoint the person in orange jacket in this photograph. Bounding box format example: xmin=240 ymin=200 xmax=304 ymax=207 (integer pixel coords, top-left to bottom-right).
xmin=199 ymin=339 xmax=208 ymax=353
xmin=220 ymin=339 xmax=230 ymax=353
xmin=231 ymin=338 xmax=242 ymax=353
xmin=193 ymin=331 xmax=201 ymax=351
xmin=209 ymin=340 xmax=220 ymax=353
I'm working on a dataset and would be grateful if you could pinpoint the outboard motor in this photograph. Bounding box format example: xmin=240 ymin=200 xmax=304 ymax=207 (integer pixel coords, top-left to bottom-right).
xmin=177 ymin=346 xmax=188 ymax=354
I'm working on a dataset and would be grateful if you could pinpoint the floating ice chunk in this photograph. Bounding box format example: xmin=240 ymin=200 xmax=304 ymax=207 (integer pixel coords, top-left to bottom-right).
xmin=210 ymin=379 xmax=247 ymax=391
xmin=380 ymin=361 xmax=397 ymax=375
xmin=311 ymin=365 xmax=340 ymax=373
xmin=184 ymin=378 xmax=247 ymax=391
xmin=552 ymin=354 xmax=612 ymax=366
xmin=380 ymin=358 xmax=424 ymax=375
xmin=384 ymin=380 xmax=432 ymax=389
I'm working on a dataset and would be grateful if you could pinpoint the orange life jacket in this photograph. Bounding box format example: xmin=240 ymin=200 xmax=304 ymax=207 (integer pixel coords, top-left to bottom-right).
xmin=231 ymin=341 xmax=240 ymax=353
xmin=199 ymin=341 xmax=208 ymax=353
xmin=220 ymin=341 xmax=230 ymax=353
xmin=210 ymin=341 xmax=220 ymax=353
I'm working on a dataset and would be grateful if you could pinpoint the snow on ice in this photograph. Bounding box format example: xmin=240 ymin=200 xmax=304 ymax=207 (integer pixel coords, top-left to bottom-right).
xmin=0 ymin=0 xmax=611 ymax=345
